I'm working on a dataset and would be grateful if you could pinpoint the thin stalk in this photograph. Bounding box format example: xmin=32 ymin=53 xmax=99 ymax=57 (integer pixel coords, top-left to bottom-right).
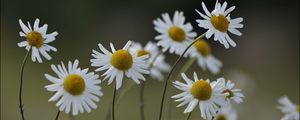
xmin=167 ymin=58 xmax=196 ymax=120
xmin=158 ymin=33 xmax=206 ymax=120
xmin=19 ymin=49 xmax=31 ymax=120
xmin=55 ymin=110 xmax=61 ymax=120
xmin=112 ymin=85 xmax=117 ymax=120
xmin=185 ymin=112 xmax=192 ymax=120
xmin=139 ymin=81 xmax=145 ymax=120
xmin=105 ymin=80 xmax=134 ymax=120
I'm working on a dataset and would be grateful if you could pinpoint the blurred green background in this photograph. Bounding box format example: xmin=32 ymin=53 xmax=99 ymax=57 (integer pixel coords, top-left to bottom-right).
xmin=1 ymin=0 xmax=299 ymax=119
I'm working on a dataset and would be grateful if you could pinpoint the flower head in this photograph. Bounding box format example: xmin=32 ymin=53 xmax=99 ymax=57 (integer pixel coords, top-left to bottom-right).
xmin=189 ymin=39 xmax=222 ymax=74
xmin=154 ymin=11 xmax=197 ymax=55
xmin=214 ymin=106 xmax=237 ymax=120
xmin=129 ymin=41 xmax=170 ymax=81
xmin=278 ymin=96 xmax=299 ymax=120
xmin=90 ymin=41 xmax=150 ymax=90
xmin=172 ymin=72 xmax=227 ymax=120
xmin=196 ymin=1 xmax=243 ymax=48
xmin=219 ymin=78 xmax=244 ymax=105
xmin=45 ymin=60 xmax=102 ymax=115
xmin=18 ymin=18 xmax=58 ymax=63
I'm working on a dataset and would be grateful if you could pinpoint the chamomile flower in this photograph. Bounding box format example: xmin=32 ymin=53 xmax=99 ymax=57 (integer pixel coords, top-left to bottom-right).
xmin=153 ymin=11 xmax=197 ymax=55
xmin=214 ymin=106 xmax=237 ymax=120
xmin=129 ymin=41 xmax=170 ymax=81
xmin=195 ymin=1 xmax=243 ymax=48
xmin=172 ymin=72 xmax=227 ymax=120
xmin=45 ymin=60 xmax=103 ymax=115
xmin=219 ymin=78 xmax=244 ymax=104
xmin=278 ymin=96 xmax=299 ymax=120
xmin=189 ymin=39 xmax=222 ymax=74
xmin=90 ymin=41 xmax=150 ymax=90
xmin=18 ymin=18 xmax=58 ymax=63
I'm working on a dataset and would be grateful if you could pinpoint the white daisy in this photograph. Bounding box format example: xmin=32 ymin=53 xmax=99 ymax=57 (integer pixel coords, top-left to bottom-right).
xmin=18 ymin=18 xmax=58 ymax=63
xmin=214 ymin=106 xmax=237 ymax=120
xmin=278 ymin=96 xmax=299 ymax=120
xmin=153 ymin=11 xmax=197 ymax=55
xmin=129 ymin=41 xmax=170 ymax=81
xmin=195 ymin=0 xmax=243 ymax=48
xmin=219 ymin=78 xmax=244 ymax=105
xmin=45 ymin=60 xmax=103 ymax=115
xmin=189 ymin=39 xmax=222 ymax=74
xmin=172 ymin=72 xmax=227 ymax=120
xmin=90 ymin=41 xmax=150 ymax=90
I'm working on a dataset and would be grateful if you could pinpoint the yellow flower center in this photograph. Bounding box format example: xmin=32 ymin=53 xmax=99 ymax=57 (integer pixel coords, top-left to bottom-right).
xmin=297 ymin=104 xmax=300 ymax=112
xmin=137 ymin=49 xmax=151 ymax=58
xmin=211 ymin=15 xmax=229 ymax=32
xmin=193 ymin=40 xmax=211 ymax=56
xmin=63 ymin=74 xmax=85 ymax=95
xmin=168 ymin=26 xmax=186 ymax=42
xmin=26 ymin=31 xmax=44 ymax=48
xmin=110 ymin=50 xmax=133 ymax=70
xmin=215 ymin=115 xmax=227 ymax=120
xmin=190 ymin=80 xmax=212 ymax=100
xmin=223 ymin=89 xmax=234 ymax=99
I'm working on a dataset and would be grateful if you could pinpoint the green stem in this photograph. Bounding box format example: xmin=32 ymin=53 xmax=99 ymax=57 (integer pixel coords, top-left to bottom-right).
xmin=112 ymin=85 xmax=117 ymax=120
xmin=167 ymin=58 xmax=196 ymax=120
xmin=185 ymin=112 xmax=192 ymax=120
xmin=55 ymin=110 xmax=60 ymax=120
xmin=105 ymin=80 xmax=134 ymax=120
xmin=19 ymin=49 xmax=31 ymax=120
xmin=139 ymin=81 xmax=145 ymax=120
xmin=158 ymin=33 xmax=206 ymax=120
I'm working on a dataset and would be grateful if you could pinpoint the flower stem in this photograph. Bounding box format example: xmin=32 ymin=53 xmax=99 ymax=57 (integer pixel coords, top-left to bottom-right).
xmin=139 ymin=81 xmax=146 ymax=120
xmin=112 ymin=85 xmax=117 ymax=120
xmin=185 ymin=112 xmax=192 ymax=120
xmin=167 ymin=58 xmax=196 ymax=120
xmin=19 ymin=49 xmax=31 ymax=120
xmin=55 ymin=110 xmax=61 ymax=120
xmin=158 ymin=33 xmax=206 ymax=120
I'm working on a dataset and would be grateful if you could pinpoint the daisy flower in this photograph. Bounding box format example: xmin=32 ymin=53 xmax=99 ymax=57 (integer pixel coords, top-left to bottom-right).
xmin=18 ymin=18 xmax=58 ymax=63
xmin=90 ymin=41 xmax=150 ymax=90
xmin=153 ymin=11 xmax=197 ymax=55
xmin=45 ymin=60 xmax=103 ymax=115
xmin=278 ymin=96 xmax=299 ymax=120
xmin=195 ymin=0 xmax=243 ymax=48
xmin=214 ymin=106 xmax=237 ymax=120
xmin=172 ymin=72 xmax=227 ymax=120
xmin=189 ymin=39 xmax=222 ymax=74
xmin=219 ymin=78 xmax=244 ymax=104
xmin=129 ymin=41 xmax=170 ymax=81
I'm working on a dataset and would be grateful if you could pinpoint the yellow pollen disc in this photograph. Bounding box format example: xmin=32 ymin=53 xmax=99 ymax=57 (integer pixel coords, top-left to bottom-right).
xmin=190 ymin=80 xmax=212 ymax=100
xmin=223 ymin=89 xmax=234 ymax=99
xmin=26 ymin=31 xmax=44 ymax=48
xmin=193 ymin=40 xmax=211 ymax=56
xmin=168 ymin=26 xmax=186 ymax=42
xmin=110 ymin=50 xmax=133 ymax=70
xmin=211 ymin=15 xmax=229 ymax=32
xmin=137 ymin=49 xmax=151 ymax=58
xmin=215 ymin=115 xmax=227 ymax=120
xmin=63 ymin=74 xmax=85 ymax=95
xmin=297 ymin=104 xmax=300 ymax=112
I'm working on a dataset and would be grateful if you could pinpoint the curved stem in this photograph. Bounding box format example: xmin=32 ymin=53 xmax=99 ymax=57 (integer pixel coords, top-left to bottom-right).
xmin=158 ymin=33 xmax=206 ymax=120
xmin=55 ymin=110 xmax=61 ymax=120
xmin=19 ymin=49 xmax=31 ymax=120
xmin=112 ymin=85 xmax=117 ymax=120
xmin=167 ymin=58 xmax=196 ymax=120
xmin=185 ymin=112 xmax=192 ymax=120
xmin=139 ymin=81 xmax=145 ymax=120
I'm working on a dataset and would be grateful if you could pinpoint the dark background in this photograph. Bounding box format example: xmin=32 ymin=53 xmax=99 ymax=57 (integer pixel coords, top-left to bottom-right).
xmin=1 ymin=0 xmax=299 ymax=119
